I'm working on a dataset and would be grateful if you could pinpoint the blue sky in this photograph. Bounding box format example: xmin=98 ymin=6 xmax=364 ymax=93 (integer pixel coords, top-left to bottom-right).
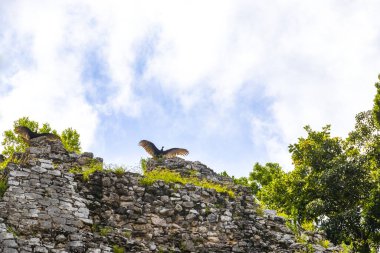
xmin=1 ymin=1 xmax=380 ymax=176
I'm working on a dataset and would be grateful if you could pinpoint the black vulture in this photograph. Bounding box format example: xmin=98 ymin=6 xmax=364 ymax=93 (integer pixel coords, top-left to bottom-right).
xmin=139 ymin=140 xmax=189 ymax=158
xmin=15 ymin=126 xmax=61 ymax=142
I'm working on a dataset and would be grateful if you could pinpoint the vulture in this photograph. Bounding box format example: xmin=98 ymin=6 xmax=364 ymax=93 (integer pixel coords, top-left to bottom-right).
xmin=15 ymin=126 xmax=61 ymax=142
xmin=139 ymin=140 xmax=189 ymax=158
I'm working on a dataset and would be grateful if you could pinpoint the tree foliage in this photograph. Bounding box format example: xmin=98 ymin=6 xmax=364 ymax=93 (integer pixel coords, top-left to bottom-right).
xmin=1 ymin=117 xmax=81 ymax=158
xmin=254 ymin=75 xmax=380 ymax=252
xmin=61 ymin=127 xmax=81 ymax=153
xmin=372 ymin=74 xmax=380 ymax=128
xmin=249 ymin=162 xmax=284 ymax=194
xmin=219 ymin=171 xmax=250 ymax=188
xmin=256 ymin=114 xmax=380 ymax=252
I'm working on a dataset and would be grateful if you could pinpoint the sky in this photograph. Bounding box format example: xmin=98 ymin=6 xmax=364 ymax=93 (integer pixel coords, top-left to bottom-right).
xmin=1 ymin=1 xmax=380 ymax=177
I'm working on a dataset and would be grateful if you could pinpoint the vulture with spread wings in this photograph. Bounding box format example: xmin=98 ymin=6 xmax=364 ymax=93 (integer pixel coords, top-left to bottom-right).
xmin=139 ymin=140 xmax=189 ymax=158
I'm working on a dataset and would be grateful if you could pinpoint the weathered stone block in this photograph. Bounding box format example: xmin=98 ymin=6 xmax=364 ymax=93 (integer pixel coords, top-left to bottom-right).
xmin=3 ymin=248 xmax=19 ymax=253
xmin=0 ymin=232 xmax=15 ymax=240
xmin=2 ymin=239 xmax=18 ymax=247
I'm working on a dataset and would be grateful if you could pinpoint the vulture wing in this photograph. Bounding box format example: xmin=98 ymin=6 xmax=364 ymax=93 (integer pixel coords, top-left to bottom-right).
xmin=163 ymin=148 xmax=189 ymax=158
xmin=139 ymin=140 xmax=160 ymax=157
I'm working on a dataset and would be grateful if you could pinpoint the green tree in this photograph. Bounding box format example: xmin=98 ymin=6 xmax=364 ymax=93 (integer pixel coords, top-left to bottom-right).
xmin=256 ymin=74 xmax=380 ymax=252
xmin=1 ymin=117 xmax=82 ymax=158
xmin=61 ymin=127 xmax=81 ymax=153
xmin=257 ymin=122 xmax=379 ymax=252
xmin=258 ymin=171 xmax=291 ymax=212
xmin=1 ymin=117 xmax=39 ymax=157
xmin=249 ymin=162 xmax=284 ymax=194
xmin=372 ymin=74 xmax=380 ymax=128
xmin=219 ymin=171 xmax=250 ymax=187
xmin=221 ymin=163 xmax=285 ymax=195
xmin=346 ymin=111 xmax=380 ymax=252
xmin=286 ymin=123 xmax=376 ymax=252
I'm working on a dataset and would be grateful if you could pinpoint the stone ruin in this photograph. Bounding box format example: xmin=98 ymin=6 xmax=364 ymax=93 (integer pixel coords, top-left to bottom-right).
xmin=0 ymin=136 xmax=342 ymax=252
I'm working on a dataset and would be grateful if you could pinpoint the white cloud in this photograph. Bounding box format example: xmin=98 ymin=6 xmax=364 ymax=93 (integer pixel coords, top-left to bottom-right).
xmin=0 ymin=1 xmax=98 ymax=149
xmin=253 ymin=1 xmax=380 ymax=167
xmin=1 ymin=0 xmax=380 ymax=175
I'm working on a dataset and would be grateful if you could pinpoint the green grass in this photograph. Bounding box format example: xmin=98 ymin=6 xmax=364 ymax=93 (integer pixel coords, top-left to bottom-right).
xmin=340 ymin=242 xmax=353 ymax=253
xmin=91 ymin=223 xmax=100 ymax=233
xmin=297 ymin=233 xmax=309 ymax=244
xmin=52 ymin=161 xmax=60 ymax=169
xmin=113 ymin=245 xmax=125 ymax=253
xmin=140 ymin=158 xmax=147 ymax=173
xmin=301 ymin=220 xmax=315 ymax=231
xmin=99 ymin=226 xmax=112 ymax=236
xmin=255 ymin=204 xmax=265 ymax=217
xmin=123 ymin=230 xmax=132 ymax=238
xmin=0 ymin=158 xmax=9 ymax=170
xmin=104 ymin=164 xmax=133 ymax=176
xmin=319 ymin=239 xmax=330 ymax=248
xmin=305 ymin=243 xmax=315 ymax=253
xmin=140 ymin=168 xmax=235 ymax=197
xmin=113 ymin=167 xmax=125 ymax=176
xmin=0 ymin=177 xmax=8 ymax=198
xmin=1 ymin=155 xmax=21 ymax=169
xmin=188 ymin=169 xmax=199 ymax=177
xmin=6 ymin=226 xmax=17 ymax=237
xmin=285 ymin=219 xmax=299 ymax=235
xmin=69 ymin=159 xmax=104 ymax=181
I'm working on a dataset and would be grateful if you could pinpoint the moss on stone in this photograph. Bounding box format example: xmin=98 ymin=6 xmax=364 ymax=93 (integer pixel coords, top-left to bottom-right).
xmin=99 ymin=226 xmax=112 ymax=236
xmin=112 ymin=245 xmax=125 ymax=253
xmin=0 ymin=177 xmax=8 ymax=198
xmin=69 ymin=159 xmax=103 ymax=181
xmin=140 ymin=168 xmax=235 ymax=197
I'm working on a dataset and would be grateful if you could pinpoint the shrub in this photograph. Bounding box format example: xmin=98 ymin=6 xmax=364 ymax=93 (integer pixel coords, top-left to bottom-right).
xmin=113 ymin=167 xmax=125 ymax=176
xmin=123 ymin=230 xmax=132 ymax=238
xmin=140 ymin=158 xmax=147 ymax=174
xmin=140 ymin=168 xmax=235 ymax=197
xmin=319 ymin=239 xmax=330 ymax=248
xmin=255 ymin=205 xmax=265 ymax=217
xmin=340 ymin=242 xmax=353 ymax=253
xmin=0 ymin=177 xmax=8 ymax=198
xmin=0 ymin=158 xmax=9 ymax=170
xmin=99 ymin=226 xmax=112 ymax=236
xmin=112 ymin=245 xmax=125 ymax=253
xmin=6 ymin=226 xmax=17 ymax=237
xmin=69 ymin=159 xmax=103 ymax=181
xmin=301 ymin=220 xmax=315 ymax=231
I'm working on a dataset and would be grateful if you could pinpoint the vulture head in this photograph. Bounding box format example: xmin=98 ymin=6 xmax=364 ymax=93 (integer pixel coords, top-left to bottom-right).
xmin=139 ymin=140 xmax=189 ymax=158
xmin=15 ymin=126 xmax=33 ymax=141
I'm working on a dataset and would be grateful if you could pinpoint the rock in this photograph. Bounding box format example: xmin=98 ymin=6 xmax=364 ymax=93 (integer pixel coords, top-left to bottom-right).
xmin=182 ymin=201 xmax=194 ymax=208
xmin=3 ymin=248 xmax=18 ymax=253
xmin=174 ymin=204 xmax=183 ymax=212
xmin=274 ymin=216 xmax=286 ymax=224
xmin=55 ymin=234 xmax=66 ymax=242
xmin=185 ymin=213 xmax=197 ymax=220
xmin=2 ymin=239 xmax=18 ymax=247
xmin=34 ymin=246 xmax=49 ymax=253
xmin=182 ymin=240 xmax=195 ymax=251
xmin=81 ymin=152 xmax=94 ymax=159
xmin=158 ymin=208 xmax=174 ymax=216
xmin=151 ymin=216 xmax=167 ymax=226
xmin=207 ymin=213 xmax=219 ymax=223
xmin=220 ymin=215 xmax=232 ymax=222
xmin=0 ymin=139 xmax=340 ymax=253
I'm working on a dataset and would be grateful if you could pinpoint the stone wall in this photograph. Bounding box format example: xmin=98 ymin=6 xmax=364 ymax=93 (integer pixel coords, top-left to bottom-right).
xmin=0 ymin=137 xmax=108 ymax=253
xmin=0 ymin=137 xmax=341 ymax=252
